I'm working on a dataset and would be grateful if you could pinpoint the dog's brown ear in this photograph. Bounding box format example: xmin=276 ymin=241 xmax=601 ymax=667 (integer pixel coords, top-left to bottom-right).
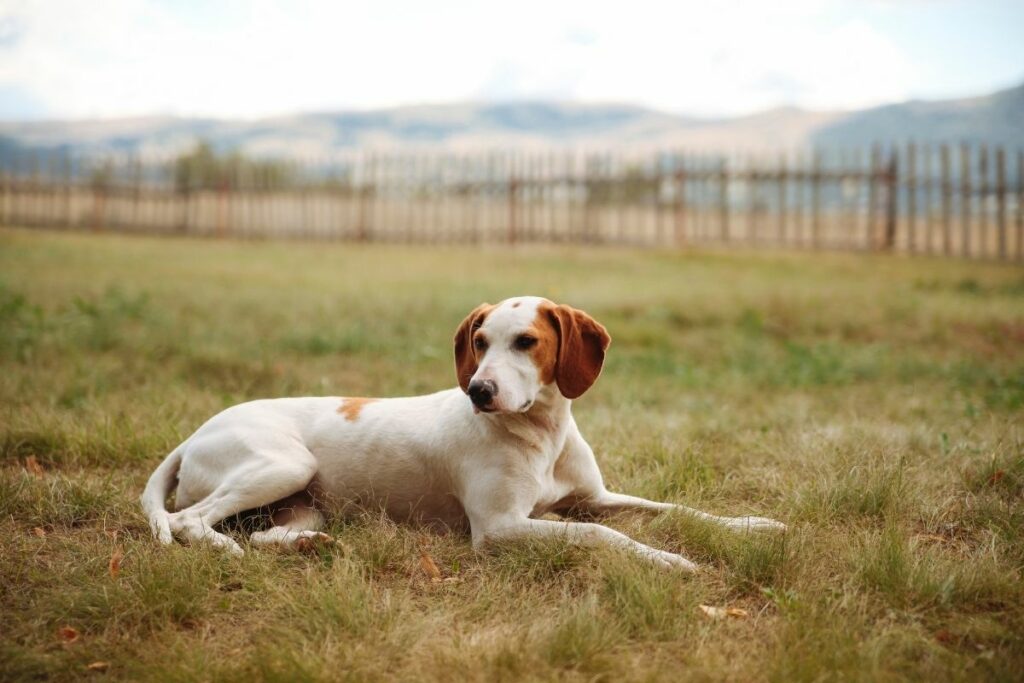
xmin=453 ymin=303 xmax=492 ymax=393
xmin=547 ymin=304 xmax=611 ymax=399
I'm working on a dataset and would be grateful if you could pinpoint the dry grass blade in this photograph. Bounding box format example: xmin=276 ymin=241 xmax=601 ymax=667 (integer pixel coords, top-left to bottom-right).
xmin=86 ymin=661 xmax=110 ymax=672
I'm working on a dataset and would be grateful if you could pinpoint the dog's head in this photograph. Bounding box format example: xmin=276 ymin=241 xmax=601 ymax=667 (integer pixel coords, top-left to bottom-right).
xmin=453 ymin=297 xmax=610 ymax=413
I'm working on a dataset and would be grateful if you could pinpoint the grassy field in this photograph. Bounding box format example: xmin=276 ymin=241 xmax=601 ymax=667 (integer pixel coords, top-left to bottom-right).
xmin=1 ymin=226 xmax=1022 ymax=682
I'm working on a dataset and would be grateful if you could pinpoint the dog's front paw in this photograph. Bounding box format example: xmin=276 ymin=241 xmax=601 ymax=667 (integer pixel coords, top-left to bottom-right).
xmin=648 ymin=550 xmax=698 ymax=573
xmin=724 ymin=516 xmax=787 ymax=532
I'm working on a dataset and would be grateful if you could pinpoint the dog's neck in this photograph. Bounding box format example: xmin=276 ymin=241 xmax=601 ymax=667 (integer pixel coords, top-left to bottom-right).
xmin=488 ymin=383 xmax=571 ymax=450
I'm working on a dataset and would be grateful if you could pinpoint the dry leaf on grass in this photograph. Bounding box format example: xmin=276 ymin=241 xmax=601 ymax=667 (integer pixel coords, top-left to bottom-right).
xmin=58 ymin=626 xmax=80 ymax=644
xmin=698 ymin=605 xmax=750 ymax=620
xmin=109 ymin=548 xmax=123 ymax=579
xmin=86 ymin=661 xmax=110 ymax=672
xmin=419 ymin=549 xmax=442 ymax=581
xmin=24 ymin=455 xmax=44 ymax=477
xmin=32 ymin=527 xmax=47 ymax=538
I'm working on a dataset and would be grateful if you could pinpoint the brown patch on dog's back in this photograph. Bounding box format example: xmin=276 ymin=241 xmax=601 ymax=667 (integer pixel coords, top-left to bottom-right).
xmin=511 ymin=301 xmax=521 ymax=308
xmin=528 ymin=302 xmax=560 ymax=385
xmin=337 ymin=397 xmax=378 ymax=421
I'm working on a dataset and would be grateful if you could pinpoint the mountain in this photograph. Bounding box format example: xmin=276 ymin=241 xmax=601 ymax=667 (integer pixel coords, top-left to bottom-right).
xmin=810 ymin=82 xmax=1024 ymax=149
xmin=0 ymin=83 xmax=1021 ymax=159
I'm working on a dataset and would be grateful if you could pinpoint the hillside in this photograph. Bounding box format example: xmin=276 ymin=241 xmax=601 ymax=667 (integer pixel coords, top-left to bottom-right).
xmin=0 ymin=83 xmax=1020 ymax=158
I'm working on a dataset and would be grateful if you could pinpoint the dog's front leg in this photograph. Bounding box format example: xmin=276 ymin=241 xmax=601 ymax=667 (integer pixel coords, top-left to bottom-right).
xmin=472 ymin=517 xmax=697 ymax=572
xmin=559 ymin=428 xmax=786 ymax=532
xmin=574 ymin=491 xmax=787 ymax=532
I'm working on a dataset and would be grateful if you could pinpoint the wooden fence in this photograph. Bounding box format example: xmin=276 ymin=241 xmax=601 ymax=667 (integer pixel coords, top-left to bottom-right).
xmin=1 ymin=142 xmax=1022 ymax=260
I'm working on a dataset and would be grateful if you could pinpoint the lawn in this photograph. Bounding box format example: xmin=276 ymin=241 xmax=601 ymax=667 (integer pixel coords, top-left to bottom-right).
xmin=1 ymin=226 xmax=1022 ymax=682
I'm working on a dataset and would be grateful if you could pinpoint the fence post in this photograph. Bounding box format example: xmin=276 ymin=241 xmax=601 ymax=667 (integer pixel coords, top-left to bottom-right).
xmin=3 ymin=150 xmax=13 ymax=226
xmin=811 ymin=150 xmax=822 ymax=249
xmin=673 ymin=158 xmax=686 ymax=246
xmin=839 ymin=149 xmax=854 ymax=249
xmin=178 ymin=166 xmax=191 ymax=235
xmin=582 ymin=155 xmax=593 ymax=244
xmin=357 ymin=154 xmax=371 ymax=242
xmin=778 ymin=153 xmax=788 ymax=245
xmin=92 ymin=158 xmax=108 ymax=233
xmin=29 ymin=151 xmax=41 ymax=227
xmin=923 ymin=144 xmax=935 ymax=253
xmin=960 ymin=143 xmax=971 ymax=257
xmin=1 ymin=148 xmax=8 ymax=226
xmin=884 ymin=148 xmax=898 ymax=250
xmin=1018 ymin=150 xmax=1023 ymax=262
xmin=940 ymin=144 xmax=952 ymax=256
xmin=718 ymin=156 xmax=730 ymax=243
xmin=995 ymin=146 xmax=1006 ymax=260
xmin=906 ymin=142 xmax=916 ymax=252
xmin=978 ymin=146 xmax=989 ymax=257
xmin=508 ymin=155 xmax=518 ymax=245
xmin=748 ymin=156 xmax=759 ymax=244
xmin=867 ymin=144 xmax=881 ymax=249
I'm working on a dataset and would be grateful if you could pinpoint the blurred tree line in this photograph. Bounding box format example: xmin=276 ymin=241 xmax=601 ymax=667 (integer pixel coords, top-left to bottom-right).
xmin=173 ymin=141 xmax=302 ymax=192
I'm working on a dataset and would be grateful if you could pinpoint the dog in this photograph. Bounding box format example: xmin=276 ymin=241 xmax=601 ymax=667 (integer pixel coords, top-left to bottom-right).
xmin=141 ymin=297 xmax=784 ymax=571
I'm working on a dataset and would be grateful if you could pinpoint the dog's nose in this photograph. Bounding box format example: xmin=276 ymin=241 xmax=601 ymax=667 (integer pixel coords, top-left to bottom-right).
xmin=468 ymin=379 xmax=498 ymax=409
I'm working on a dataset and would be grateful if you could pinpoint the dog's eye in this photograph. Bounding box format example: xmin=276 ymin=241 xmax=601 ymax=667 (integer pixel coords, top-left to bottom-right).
xmin=474 ymin=336 xmax=488 ymax=351
xmin=514 ymin=335 xmax=537 ymax=350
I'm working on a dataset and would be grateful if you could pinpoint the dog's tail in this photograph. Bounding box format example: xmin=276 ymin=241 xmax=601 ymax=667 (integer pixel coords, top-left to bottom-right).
xmin=140 ymin=441 xmax=186 ymax=544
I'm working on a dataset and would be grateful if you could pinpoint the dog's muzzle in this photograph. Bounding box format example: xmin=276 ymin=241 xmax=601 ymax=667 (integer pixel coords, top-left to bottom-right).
xmin=468 ymin=379 xmax=498 ymax=411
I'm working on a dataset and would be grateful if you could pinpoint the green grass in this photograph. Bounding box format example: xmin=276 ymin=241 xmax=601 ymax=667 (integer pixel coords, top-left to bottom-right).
xmin=1 ymin=226 xmax=1022 ymax=681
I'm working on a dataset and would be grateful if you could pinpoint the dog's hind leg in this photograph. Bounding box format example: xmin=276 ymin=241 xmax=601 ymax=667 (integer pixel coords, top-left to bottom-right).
xmin=250 ymin=491 xmax=334 ymax=551
xmin=168 ymin=445 xmax=319 ymax=556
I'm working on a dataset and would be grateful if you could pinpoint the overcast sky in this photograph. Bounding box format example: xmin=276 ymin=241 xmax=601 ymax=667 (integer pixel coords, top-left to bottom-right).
xmin=0 ymin=0 xmax=1022 ymax=121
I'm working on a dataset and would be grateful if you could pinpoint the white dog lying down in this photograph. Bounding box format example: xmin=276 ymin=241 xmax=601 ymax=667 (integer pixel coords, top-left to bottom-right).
xmin=141 ymin=296 xmax=784 ymax=571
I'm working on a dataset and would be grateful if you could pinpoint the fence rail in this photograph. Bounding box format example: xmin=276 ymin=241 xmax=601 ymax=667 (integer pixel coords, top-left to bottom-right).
xmin=1 ymin=142 xmax=1022 ymax=260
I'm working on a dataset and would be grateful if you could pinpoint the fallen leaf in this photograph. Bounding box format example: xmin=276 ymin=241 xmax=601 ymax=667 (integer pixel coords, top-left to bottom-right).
xmin=988 ymin=470 xmax=1005 ymax=486
xmin=58 ymin=626 xmax=80 ymax=643
xmin=935 ymin=629 xmax=955 ymax=644
xmin=698 ymin=604 xmax=749 ymax=620
xmin=109 ymin=548 xmax=123 ymax=579
xmin=419 ymin=549 xmax=442 ymax=581
xmin=32 ymin=527 xmax=47 ymax=538
xmin=86 ymin=661 xmax=110 ymax=672
xmin=24 ymin=455 xmax=44 ymax=477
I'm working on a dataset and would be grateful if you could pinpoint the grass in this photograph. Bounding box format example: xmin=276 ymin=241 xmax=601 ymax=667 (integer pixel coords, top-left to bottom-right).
xmin=1 ymin=226 xmax=1022 ymax=681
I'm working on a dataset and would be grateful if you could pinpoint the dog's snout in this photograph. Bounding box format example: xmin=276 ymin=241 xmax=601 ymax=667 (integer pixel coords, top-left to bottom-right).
xmin=468 ymin=379 xmax=498 ymax=409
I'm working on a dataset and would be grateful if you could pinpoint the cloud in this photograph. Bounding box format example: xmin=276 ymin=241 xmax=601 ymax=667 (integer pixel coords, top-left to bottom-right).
xmin=0 ymin=0 xmax=935 ymax=120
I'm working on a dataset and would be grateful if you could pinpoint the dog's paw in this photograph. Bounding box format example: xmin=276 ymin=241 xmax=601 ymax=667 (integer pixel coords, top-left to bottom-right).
xmin=295 ymin=532 xmax=336 ymax=554
xmin=724 ymin=516 xmax=787 ymax=532
xmin=648 ymin=550 xmax=698 ymax=573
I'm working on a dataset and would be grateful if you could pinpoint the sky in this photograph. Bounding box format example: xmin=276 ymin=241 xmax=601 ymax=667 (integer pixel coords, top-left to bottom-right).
xmin=0 ymin=0 xmax=1022 ymax=121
